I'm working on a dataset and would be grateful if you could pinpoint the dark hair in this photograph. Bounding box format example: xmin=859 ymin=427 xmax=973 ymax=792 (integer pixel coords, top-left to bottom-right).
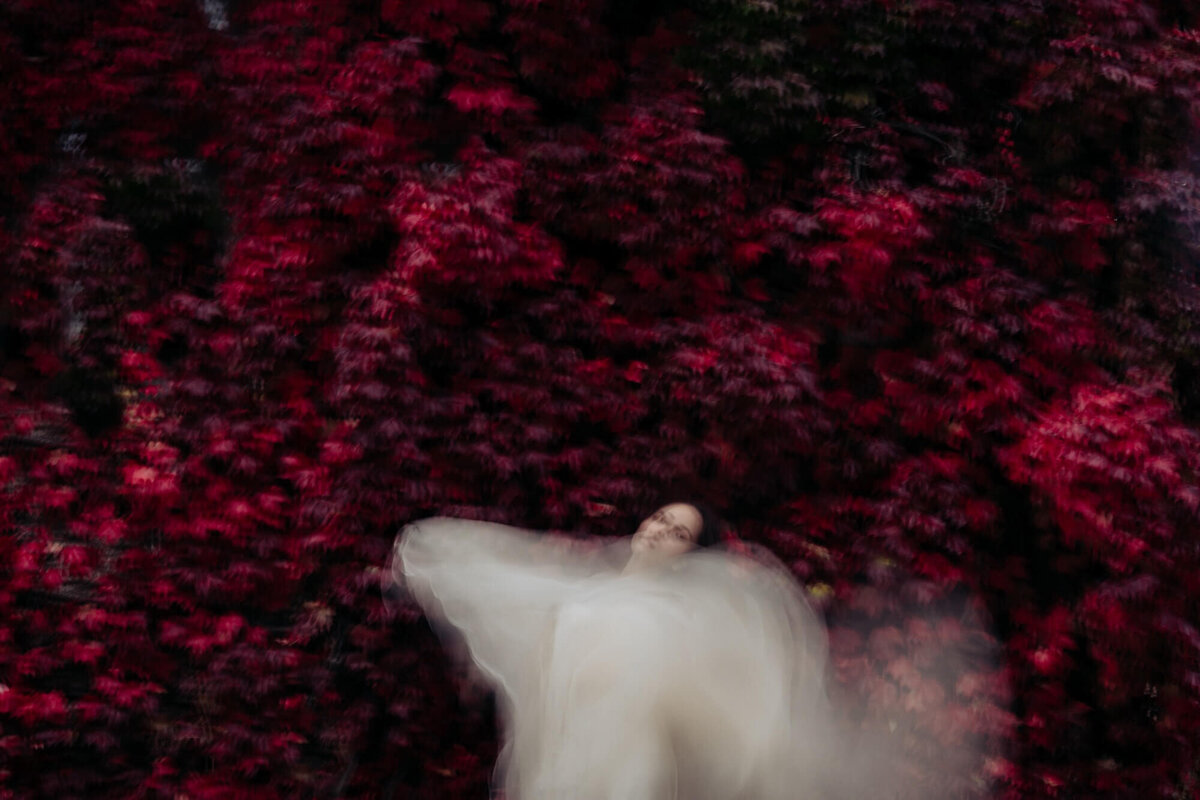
xmin=689 ymin=501 xmax=724 ymax=548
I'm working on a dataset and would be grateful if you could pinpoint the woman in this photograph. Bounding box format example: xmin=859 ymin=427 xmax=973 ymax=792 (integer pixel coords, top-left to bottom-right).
xmin=392 ymin=505 xmax=879 ymax=800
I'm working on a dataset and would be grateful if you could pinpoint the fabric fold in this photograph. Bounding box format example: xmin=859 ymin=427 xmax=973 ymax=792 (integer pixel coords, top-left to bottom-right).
xmin=392 ymin=517 xmax=897 ymax=800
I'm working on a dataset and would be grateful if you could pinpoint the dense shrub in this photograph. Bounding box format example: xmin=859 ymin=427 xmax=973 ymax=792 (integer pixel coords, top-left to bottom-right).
xmin=1 ymin=1 xmax=1198 ymax=797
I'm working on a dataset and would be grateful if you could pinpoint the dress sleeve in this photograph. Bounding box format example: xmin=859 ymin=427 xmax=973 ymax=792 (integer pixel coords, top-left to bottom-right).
xmin=392 ymin=517 xmax=606 ymax=708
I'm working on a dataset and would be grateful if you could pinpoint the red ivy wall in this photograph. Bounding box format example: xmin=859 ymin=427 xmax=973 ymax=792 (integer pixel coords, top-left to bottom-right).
xmin=1 ymin=1 xmax=1199 ymax=797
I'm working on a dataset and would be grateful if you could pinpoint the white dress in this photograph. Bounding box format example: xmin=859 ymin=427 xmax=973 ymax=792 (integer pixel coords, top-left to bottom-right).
xmin=392 ymin=517 xmax=883 ymax=800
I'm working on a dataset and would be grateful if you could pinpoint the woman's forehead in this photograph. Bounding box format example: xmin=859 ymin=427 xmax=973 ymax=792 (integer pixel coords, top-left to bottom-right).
xmin=657 ymin=503 xmax=701 ymax=530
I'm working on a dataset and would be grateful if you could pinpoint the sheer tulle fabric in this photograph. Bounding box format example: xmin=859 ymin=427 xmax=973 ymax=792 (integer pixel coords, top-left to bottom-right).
xmin=393 ymin=518 xmax=863 ymax=800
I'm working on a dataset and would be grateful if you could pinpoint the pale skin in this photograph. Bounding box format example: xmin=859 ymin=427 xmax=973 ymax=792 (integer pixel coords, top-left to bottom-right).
xmin=626 ymin=502 xmax=704 ymax=570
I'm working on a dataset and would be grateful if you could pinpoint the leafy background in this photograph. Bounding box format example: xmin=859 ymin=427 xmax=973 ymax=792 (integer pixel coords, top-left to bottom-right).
xmin=1 ymin=0 xmax=1199 ymax=797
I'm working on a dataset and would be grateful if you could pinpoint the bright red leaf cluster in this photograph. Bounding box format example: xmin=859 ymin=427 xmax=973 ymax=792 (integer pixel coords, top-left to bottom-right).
xmin=1 ymin=0 xmax=1199 ymax=797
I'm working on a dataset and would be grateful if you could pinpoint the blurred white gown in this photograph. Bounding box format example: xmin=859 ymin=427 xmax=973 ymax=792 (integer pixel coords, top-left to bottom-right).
xmin=393 ymin=518 xmax=867 ymax=800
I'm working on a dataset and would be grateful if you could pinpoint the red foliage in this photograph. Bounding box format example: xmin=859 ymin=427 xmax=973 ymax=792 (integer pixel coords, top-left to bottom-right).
xmin=1 ymin=0 xmax=1199 ymax=797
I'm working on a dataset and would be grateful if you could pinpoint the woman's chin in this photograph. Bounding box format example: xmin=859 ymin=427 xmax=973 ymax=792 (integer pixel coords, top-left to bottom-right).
xmin=625 ymin=547 xmax=662 ymax=571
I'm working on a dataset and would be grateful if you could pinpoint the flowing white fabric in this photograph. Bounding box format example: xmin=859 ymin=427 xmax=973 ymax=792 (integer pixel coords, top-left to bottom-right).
xmin=392 ymin=517 xmax=889 ymax=800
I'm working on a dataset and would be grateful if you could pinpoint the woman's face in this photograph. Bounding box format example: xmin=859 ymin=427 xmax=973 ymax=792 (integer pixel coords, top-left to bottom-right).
xmin=630 ymin=503 xmax=704 ymax=558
